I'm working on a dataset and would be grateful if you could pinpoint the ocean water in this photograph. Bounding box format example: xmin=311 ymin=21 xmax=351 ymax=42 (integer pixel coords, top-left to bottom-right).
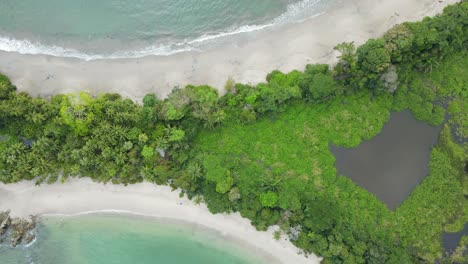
xmin=0 ymin=213 xmax=270 ymax=264
xmin=0 ymin=0 xmax=329 ymax=59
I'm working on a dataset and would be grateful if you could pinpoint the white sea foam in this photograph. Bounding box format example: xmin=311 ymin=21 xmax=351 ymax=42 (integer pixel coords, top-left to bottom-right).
xmin=0 ymin=0 xmax=325 ymax=60
xmin=23 ymin=233 xmax=38 ymax=248
xmin=0 ymin=36 xmax=195 ymax=60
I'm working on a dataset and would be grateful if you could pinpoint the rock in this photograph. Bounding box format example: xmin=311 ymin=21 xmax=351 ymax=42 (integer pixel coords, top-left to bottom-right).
xmin=0 ymin=210 xmax=10 ymax=221
xmin=10 ymin=218 xmax=28 ymax=247
xmin=289 ymin=225 xmax=302 ymax=241
xmin=26 ymin=215 xmax=37 ymax=230
xmin=0 ymin=210 xmax=38 ymax=247
xmin=0 ymin=212 xmax=11 ymax=235
xmin=380 ymin=65 xmax=399 ymax=93
xmin=23 ymin=232 xmax=36 ymax=245
xmin=11 ymin=231 xmax=22 ymax=247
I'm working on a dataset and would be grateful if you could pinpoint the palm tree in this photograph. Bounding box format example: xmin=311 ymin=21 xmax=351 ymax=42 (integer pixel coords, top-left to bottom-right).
xmin=155 ymin=135 xmax=169 ymax=150
xmin=187 ymin=162 xmax=203 ymax=181
xmin=261 ymin=175 xmax=282 ymax=192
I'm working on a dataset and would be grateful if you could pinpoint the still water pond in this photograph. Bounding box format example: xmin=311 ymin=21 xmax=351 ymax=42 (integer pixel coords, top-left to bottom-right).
xmin=330 ymin=110 xmax=442 ymax=210
xmin=442 ymin=224 xmax=468 ymax=253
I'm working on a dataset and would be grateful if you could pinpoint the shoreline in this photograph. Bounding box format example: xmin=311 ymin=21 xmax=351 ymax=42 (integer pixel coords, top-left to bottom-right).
xmin=0 ymin=0 xmax=459 ymax=101
xmin=0 ymin=178 xmax=322 ymax=264
xmin=37 ymin=210 xmax=284 ymax=264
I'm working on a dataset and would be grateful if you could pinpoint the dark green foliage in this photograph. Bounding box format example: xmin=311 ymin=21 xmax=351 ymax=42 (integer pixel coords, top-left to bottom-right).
xmin=357 ymin=39 xmax=391 ymax=74
xmin=256 ymin=70 xmax=302 ymax=113
xmin=299 ymin=64 xmax=341 ymax=102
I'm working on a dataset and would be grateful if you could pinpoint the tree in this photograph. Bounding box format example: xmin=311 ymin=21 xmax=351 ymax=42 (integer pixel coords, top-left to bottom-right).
xmin=216 ymin=176 xmax=234 ymax=194
xmin=159 ymin=88 xmax=189 ymax=121
xmin=357 ymin=39 xmax=391 ymax=74
xmin=333 ymin=42 xmax=358 ymax=85
xmin=0 ymin=74 xmax=16 ymax=99
xmin=384 ymin=24 xmax=415 ymax=62
xmin=59 ymin=92 xmax=95 ymax=136
xmin=164 ymin=126 xmax=185 ymax=142
xmin=143 ymin=93 xmax=158 ymax=107
xmin=141 ymin=145 xmax=155 ymax=160
xmin=260 ymin=191 xmax=278 ymax=208
xmin=299 ymin=64 xmax=338 ymax=101
xmin=255 ymin=70 xmax=302 ymax=113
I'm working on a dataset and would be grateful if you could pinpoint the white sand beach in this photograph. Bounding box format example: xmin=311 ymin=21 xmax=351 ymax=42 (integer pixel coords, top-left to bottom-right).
xmin=0 ymin=178 xmax=322 ymax=264
xmin=0 ymin=0 xmax=459 ymax=101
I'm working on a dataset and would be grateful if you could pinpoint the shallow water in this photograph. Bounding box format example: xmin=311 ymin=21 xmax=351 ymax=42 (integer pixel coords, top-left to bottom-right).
xmin=330 ymin=110 xmax=442 ymax=210
xmin=0 ymin=0 xmax=330 ymax=59
xmin=443 ymin=224 xmax=468 ymax=253
xmin=0 ymin=213 xmax=269 ymax=264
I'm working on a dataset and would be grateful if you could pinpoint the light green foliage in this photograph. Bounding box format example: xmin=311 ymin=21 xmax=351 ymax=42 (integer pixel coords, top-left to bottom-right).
xmin=448 ymin=101 xmax=460 ymax=114
xmin=59 ymin=92 xmax=95 ymax=136
xmin=334 ymin=42 xmax=357 ymax=65
xmin=195 ymin=91 xmax=398 ymax=261
xmin=216 ymin=176 xmax=234 ymax=194
xmin=163 ymin=103 xmax=185 ymax=121
xmin=260 ymin=191 xmax=278 ymax=208
xmin=138 ymin=133 xmax=148 ymax=144
xmin=256 ymin=70 xmax=302 ymax=113
xmin=123 ymin=141 xmax=133 ymax=151
xmin=202 ymin=155 xmax=226 ymax=184
xmin=165 ymin=126 xmax=185 ymax=142
xmin=141 ymin=146 xmax=154 ymax=160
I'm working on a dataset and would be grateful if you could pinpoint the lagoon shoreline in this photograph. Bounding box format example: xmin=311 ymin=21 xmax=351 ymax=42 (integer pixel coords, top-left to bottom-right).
xmin=0 ymin=178 xmax=321 ymax=264
xmin=0 ymin=0 xmax=458 ymax=101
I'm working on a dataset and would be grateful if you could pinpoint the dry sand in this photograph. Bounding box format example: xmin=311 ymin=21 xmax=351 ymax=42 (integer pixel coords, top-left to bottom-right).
xmin=0 ymin=178 xmax=321 ymax=264
xmin=0 ymin=0 xmax=459 ymax=102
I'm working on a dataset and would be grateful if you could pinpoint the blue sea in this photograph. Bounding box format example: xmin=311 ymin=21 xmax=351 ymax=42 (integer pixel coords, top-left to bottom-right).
xmin=0 ymin=0 xmax=329 ymax=60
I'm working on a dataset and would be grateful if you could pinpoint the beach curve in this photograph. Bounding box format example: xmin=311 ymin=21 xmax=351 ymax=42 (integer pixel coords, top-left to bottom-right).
xmin=0 ymin=178 xmax=322 ymax=264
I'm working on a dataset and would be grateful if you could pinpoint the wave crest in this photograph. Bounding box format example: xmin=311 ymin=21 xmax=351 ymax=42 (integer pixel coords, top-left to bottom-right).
xmin=0 ymin=0 xmax=324 ymax=60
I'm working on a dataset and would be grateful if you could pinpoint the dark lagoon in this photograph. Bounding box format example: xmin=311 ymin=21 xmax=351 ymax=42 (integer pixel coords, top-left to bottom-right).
xmin=330 ymin=110 xmax=442 ymax=210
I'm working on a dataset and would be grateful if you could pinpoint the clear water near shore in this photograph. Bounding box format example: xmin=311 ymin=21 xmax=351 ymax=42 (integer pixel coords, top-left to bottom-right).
xmin=0 ymin=0 xmax=330 ymax=60
xmin=0 ymin=213 xmax=270 ymax=264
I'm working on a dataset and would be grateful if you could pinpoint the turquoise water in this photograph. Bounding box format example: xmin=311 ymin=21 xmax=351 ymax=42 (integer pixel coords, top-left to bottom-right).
xmin=0 ymin=213 xmax=269 ymax=264
xmin=0 ymin=0 xmax=329 ymax=59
